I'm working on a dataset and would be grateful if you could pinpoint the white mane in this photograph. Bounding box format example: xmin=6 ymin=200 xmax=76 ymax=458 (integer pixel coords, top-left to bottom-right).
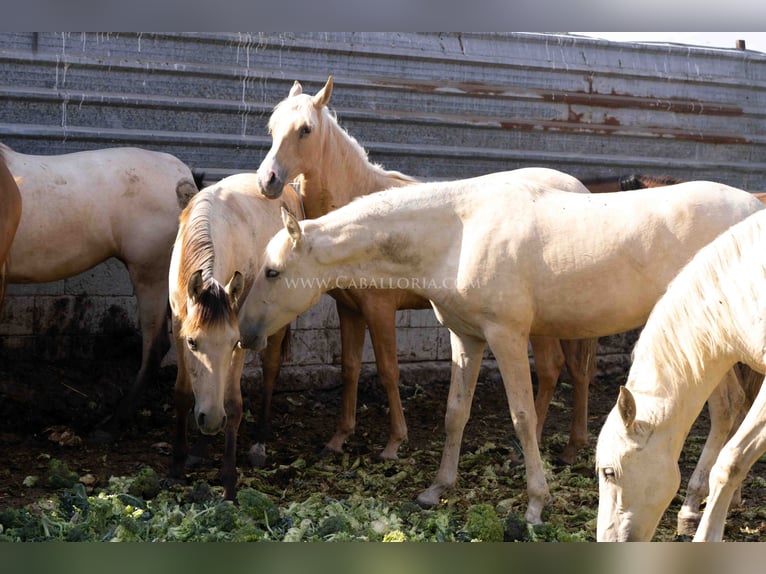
xmin=629 ymin=209 xmax=766 ymax=396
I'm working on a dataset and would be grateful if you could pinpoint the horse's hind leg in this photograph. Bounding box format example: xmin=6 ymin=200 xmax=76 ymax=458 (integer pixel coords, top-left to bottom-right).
xmin=694 ymin=376 xmax=766 ymax=541
xmin=324 ymin=302 xmax=366 ymax=455
xmin=678 ymin=368 xmax=744 ymax=536
xmin=559 ymin=337 xmax=598 ymax=465
xmin=102 ymin=264 xmax=171 ymax=436
xmin=361 ymin=297 xmax=407 ymax=460
xmin=530 ymin=336 xmax=565 ymax=445
xmin=417 ymin=330 xmax=485 ymax=508
xmin=247 ymin=325 xmax=289 ymax=467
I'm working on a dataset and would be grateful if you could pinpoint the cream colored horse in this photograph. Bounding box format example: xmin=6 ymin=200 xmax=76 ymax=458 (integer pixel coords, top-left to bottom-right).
xmin=257 ymin=75 xmax=596 ymax=465
xmin=168 ymin=173 xmax=301 ymax=500
xmin=596 ymin=209 xmax=766 ymax=542
xmin=2 ymin=144 xmax=198 ymax=433
xmin=0 ymin=150 xmax=22 ymax=311
xmin=240 ymin=171 xmax=763 ymax=524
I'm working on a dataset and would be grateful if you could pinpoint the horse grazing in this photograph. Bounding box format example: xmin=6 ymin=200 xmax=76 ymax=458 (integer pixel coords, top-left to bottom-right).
xmin=1 ymin=144 xmax=199 ymax=434
xmin=0 ymin=150 xmax=22 ymax=311
xmin=596 ymin=209 xmax=766 ymax=542
xmin=257 ymin=75 xmax=601 ymax=466
xmin=168 ymin=173 xmax=301 ymax=500
xmin=240 ymin=170 xmax=763 ymax=524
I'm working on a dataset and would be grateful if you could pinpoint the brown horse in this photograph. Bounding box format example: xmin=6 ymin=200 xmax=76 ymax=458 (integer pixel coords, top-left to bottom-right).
xmin=254 ymin=76 xmax=603 ymax=466
xmin=0 ymin=149 xmax=22 ymax=312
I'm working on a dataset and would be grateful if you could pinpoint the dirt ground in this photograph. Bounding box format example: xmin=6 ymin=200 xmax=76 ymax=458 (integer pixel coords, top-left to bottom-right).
xmin=1 ymin=350 xmax=765 ymax=542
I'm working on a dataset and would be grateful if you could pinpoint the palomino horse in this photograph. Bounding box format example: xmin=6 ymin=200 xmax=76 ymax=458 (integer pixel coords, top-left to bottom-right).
xmin=1 ymin=144 xmax=198 ymax=433
xmin=596 ymin=209 xmax=766 ymax=542
xmin=0 ymin=150 xmax=22 ymax=311
xmin=168 ymin=173 xmax=302 ymax=500
xmin=240 ymin=171 xmax=763 ymax=524
xmin=257 ymin=76 xmax=600 ymax=466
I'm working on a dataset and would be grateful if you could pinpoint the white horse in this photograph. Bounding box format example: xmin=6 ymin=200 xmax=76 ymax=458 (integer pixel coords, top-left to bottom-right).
xmin=168 ymin=173 xmax=302 ymax=500
xmin=2 ymin=144 xmax=198 ymax=433
xmin=596 ymin=209 xmax=766 ymax=542
xmin=239 ymin=169 xmax=763 ymax=524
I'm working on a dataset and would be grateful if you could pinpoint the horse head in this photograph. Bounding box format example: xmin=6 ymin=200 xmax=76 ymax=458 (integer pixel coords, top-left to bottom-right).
xmin=180 ymin=269 xmax=246 ymax=435
xmin=257 ymin=76 xmax=334 ymax=199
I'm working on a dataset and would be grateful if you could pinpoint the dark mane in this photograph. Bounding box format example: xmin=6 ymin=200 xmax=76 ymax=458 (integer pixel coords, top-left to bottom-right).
xmin=619 ymin=174 xmax=684 ymax=190
xmin=177 ymin=191 xmax=235 ymax=331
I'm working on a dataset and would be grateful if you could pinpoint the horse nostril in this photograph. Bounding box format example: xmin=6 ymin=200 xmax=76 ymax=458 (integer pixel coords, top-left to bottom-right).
xmin=267 ymin=171 xmax=277 ymax=186
xmin=197 ymin=412 xmax=206 ymax=429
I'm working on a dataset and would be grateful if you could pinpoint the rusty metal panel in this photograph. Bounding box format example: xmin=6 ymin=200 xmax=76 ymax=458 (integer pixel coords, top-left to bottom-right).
xmin=0 ymin=32 xmax=764 ymax=188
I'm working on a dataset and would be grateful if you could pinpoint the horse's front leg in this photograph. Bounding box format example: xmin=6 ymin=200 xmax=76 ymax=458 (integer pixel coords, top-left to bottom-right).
xmin=221 ymin=349 xmax=246 ymax=500
xmin=694 ymin=376 xmax=766 ymax=541
xmin=170 ymin=331 xmax=192 ymax=482
xmin=488 ymin=325 xmax=549 ymax=525
xmin=324 ymin=301 xmax=367 ymax=455
xmin=679 ymin=368 xmax=744 ymax=536
xmin=360 ymin=294 xmax=407 ymax=460
xmin=248 ymin=326 xmax=289 ymax=467
xmin=417 ymin=330 xmax=486 ymax=507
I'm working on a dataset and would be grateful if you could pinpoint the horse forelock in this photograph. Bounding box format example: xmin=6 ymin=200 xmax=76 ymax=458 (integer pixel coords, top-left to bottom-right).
xmin=630 ymin=211 xmax=765 ymax=398
xmin=180 ymin=279 xmax=237 ymax=337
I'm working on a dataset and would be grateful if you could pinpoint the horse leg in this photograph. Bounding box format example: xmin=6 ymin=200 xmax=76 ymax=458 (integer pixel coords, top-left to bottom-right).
xmin=170 ymin=328 xmax=192 ymax=483
xmin=248 ymin=326 xmax=289 ymax=467
xmin=360 ymin=298 xmax=407 ymax=460
xmin=693 ymin=378 xmax=766 ymax=541
xmin=529 ymin=336 xmax=565 ymax=445
xmin=558 ymin=337 xmax=598 ymax=465
xmin=487 ymin=325 xmax=550 ymax=525
xmin=677 ymin=368 xmax=744 ymax=536
xmin=109 ymin=265 xmax=172 ymax=432
xmin=324 ymin=303 xmax=367 ymax=455
xmin=221 ymin=348 xmax=246 ymax=500
xmin=417 ymin=331 xmax=486 ymax=507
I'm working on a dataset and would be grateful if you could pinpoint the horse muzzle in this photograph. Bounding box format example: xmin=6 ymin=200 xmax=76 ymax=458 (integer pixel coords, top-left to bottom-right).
xmin=257 ymin=167 xmax=285 ymax=199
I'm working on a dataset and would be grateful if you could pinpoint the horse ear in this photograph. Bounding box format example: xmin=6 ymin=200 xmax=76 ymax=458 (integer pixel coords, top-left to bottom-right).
xmin=281 ymin=205 xmax=303 ymax=247
xmin=225 ymin=271 xmax=245 ymax=309
xmin=617 ymin=386 xmax=637 ymax=430
xmin=312 ymin=75 xmax=333 ymax=109
xmin=187 ymin=269 xmax=205 ymax=303
xmin=289 ymin=80 xmax=302 ymax=97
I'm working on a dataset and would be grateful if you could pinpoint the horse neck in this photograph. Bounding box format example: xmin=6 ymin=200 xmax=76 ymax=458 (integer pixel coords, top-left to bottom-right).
xmin=308 ymin=187 xmax=453 ymax=287
xmin=300 ymin=117 xmax=415 ymax=219
xmin=626 ymin=325 xmax=739 ymax=458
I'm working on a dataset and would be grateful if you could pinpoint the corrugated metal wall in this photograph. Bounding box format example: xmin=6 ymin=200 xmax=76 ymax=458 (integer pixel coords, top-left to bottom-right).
xmin=1 ymin=32 xmax=765 ymax=387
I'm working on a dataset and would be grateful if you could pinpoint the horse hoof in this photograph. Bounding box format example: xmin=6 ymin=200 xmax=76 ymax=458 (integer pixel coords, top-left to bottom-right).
xmin=320 ymin=446 xmax=343 ymax=459
xmin=89 ymin=428 xmax=118 ymax=446
xmin=677 ymin=512 xmax=701 ymax=537
xmin=416 ymin=487 xmax=442 ymax=508
xmin=248 ymin=444 xmax=267 ymax=468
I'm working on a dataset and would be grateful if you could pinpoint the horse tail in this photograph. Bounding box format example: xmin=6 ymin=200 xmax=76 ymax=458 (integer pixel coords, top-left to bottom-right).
xmin=736 ymin=363 xmax=764 ymax=408
xmin=176 ymin=176 xmax=201 ymax=210
xmin=0 ymin=259 xmax=7 ymax=313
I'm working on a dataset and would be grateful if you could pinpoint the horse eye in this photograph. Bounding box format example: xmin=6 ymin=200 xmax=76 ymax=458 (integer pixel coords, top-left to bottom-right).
xmin=602 ymin=468 xmax=616 ymax=480
xmin=186 ymin=337 xmax=197 ymax=351
xmin=235 ymin=340 xmax=242 ymax=350
xmin=266 ymin=268 xmax=280 ymax=279
xmin=299 ymin=124 xmax=312 ymax=138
